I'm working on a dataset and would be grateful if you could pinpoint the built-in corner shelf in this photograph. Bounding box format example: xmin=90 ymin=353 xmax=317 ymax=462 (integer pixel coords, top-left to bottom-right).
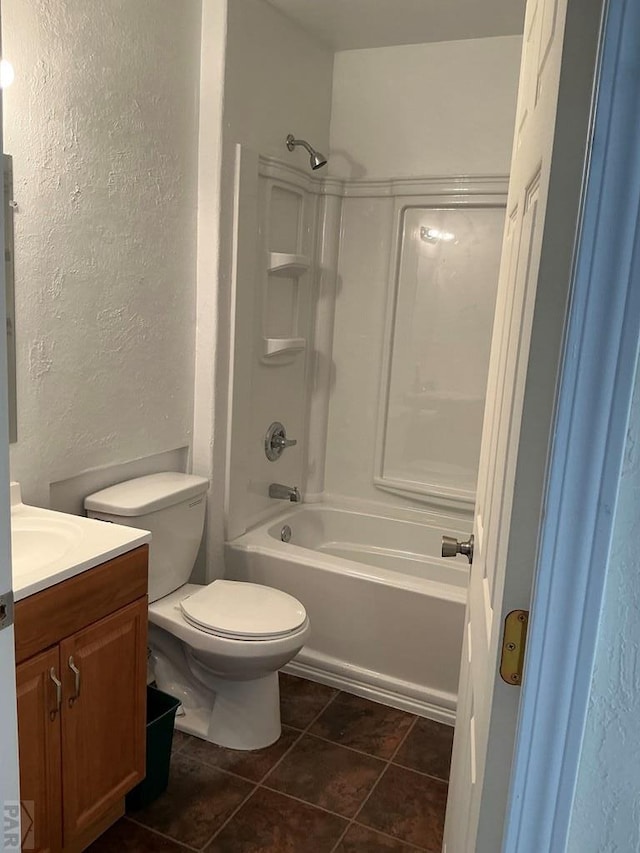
xmin=262 ymin=252 xmax=310 ymax=362
xmin=263 ymin=337 xmax=307 ymax=359
xmin=267 ymin=252 xmax=310 ymax=277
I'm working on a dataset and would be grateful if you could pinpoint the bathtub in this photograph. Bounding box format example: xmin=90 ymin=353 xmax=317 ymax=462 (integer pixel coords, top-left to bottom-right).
xmin=225 ymin=503 xmax=469 ymax=724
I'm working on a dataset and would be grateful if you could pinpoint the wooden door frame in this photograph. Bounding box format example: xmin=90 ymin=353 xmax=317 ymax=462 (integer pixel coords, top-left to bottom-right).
xmin=503 ymin=0 xmax=640 ymax=849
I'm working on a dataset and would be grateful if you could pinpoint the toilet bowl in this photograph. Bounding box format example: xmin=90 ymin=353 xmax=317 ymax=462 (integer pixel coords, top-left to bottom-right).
xmin=147 ymin=582 xmax=310 ymax=749
xmin=85 ymin=472 xmax=310 ymax=750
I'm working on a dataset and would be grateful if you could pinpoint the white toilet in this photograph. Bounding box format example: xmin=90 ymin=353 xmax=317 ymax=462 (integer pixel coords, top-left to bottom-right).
xmin=84 ymin=472 xmax=310 ymax=750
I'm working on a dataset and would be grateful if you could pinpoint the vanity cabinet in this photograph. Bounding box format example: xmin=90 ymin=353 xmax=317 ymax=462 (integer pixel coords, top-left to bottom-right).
xmin=16 ymin=648 xmax=63 ymax=853
xmin=14 ymin=546 xmax=148 ymax=853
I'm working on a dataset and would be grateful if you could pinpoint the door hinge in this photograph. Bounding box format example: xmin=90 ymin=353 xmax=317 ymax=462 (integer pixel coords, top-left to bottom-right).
xmin=499 ymin=609 xmax=529 ymax=685
xmin=0 ymin=590 xmax=14 ymax=631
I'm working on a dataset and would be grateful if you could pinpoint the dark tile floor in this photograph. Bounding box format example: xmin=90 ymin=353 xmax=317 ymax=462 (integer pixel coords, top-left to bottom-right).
xmin=87 ymin=674 xmax=453 ymax=853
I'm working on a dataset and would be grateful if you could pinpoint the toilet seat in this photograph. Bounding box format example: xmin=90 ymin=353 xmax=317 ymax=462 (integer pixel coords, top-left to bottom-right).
xmin=180 ymin=580 xmax=307 ymax=641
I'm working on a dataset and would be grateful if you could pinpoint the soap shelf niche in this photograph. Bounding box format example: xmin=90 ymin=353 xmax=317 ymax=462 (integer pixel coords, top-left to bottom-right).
xmin=262 ymin=252 xmax=311 ymax=363
xmin=263 ymin=336 xmax=307 ymax=359
xmin=267 ymin=252 xmax=310 ymax=277
xmin=260 ymin=181 xmax=312 ymax=365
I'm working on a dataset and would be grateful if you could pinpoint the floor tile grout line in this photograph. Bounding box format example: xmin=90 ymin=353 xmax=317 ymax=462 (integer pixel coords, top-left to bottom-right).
xmin=202 ymin=728 xmax=308 ymax=848
xmin=350 ymin=819 xmax=432 ymax=852
xmin=350 ymin=714 xmax=447 ymax=851
xmin=287 ymin=685 xmax=420 ymax=762
xmin=259 ymin=709 xmax=417 ymax=852
xmin=170 ymin=728 xmax=305 ymax=788
xmin=198 ymin=780 xmax=261 ymax=851
xmin=173 ymin=754 xmax=273 ymax=787
xmin=327 ymin=819 xmax=352 ymax=852
xmin=280 ymin=672 xmax=339 ymax=728
xmin=264 ymin=700 xmax=422 ymax=852
xmin=260 ymin=688 xmax=416 ymax=852
xmin=389 ymin=715 xmax=454 ymax=783
xmin=153 ymin=688 xmax=445 ymax=852
xmin=287 ymin=729 xmax=393 ymax=763
xmin=388 ymin=712 xmax=419 ymax=763
xmin=300 ymin=684 xmax=341 ymax=732
xmin=329 ymin=713 xmax=422 ymax=851
xmin=257 ymin=782 xmax=359 ymax=822
xmin=327 ymin=763 xmax=392 ymax=853
xmin=351 ymin=760 xmax=392 ymax=823
xmin=256 ymin=727 xmax=306 ymax=785
xmin=156 ymin=680 xmax=337 ymax=850
xmin=124 ymin=815 xmax=200 ymax=852
xmin=390 ymin=757 xmax=451 ymax=785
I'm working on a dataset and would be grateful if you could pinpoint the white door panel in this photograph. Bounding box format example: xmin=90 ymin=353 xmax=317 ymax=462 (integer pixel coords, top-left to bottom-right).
xmin=443 ymin=0 xmax=604 ymax=850
xmin=0 ymin=5 xmax=21 ymax=839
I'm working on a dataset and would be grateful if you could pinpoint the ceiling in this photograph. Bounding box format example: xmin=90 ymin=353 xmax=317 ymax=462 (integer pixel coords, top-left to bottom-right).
xmin=264 ymin=0 xmax=526 ymax=51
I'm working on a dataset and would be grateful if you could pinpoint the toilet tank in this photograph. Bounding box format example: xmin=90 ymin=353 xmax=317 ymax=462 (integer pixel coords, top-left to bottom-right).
xmin=84 ymin=472 xmax=209 ymax=603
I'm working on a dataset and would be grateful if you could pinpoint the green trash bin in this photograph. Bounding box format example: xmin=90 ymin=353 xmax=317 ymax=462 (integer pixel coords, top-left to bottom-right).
xmin=126 ymin=685 xmax=181 ymax=811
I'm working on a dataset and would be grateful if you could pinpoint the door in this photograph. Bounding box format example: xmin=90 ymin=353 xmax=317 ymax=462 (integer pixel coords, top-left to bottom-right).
xmin=16 ymin=647 xmax=63 ymax=853
xmin=60 ymin=598 xmax=147 ymax=844
xmin=0 ymin=5 xmax=21 ymax=845
xmin=443 ymin=0 xmax=605 ymax=850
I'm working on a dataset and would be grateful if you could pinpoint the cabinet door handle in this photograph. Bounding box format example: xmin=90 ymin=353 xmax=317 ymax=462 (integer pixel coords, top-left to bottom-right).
xmin=49 ymin=667 xmax=62 ymax=721
xmin=68 ymin=656 xmax=81 ymax=706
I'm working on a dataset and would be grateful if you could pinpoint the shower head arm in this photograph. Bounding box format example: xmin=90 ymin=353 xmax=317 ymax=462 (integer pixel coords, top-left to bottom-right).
xmin=285 ymin=134 xmax=314 ymax=156
xmin=285 ymin=133 xmax=327 ymax=170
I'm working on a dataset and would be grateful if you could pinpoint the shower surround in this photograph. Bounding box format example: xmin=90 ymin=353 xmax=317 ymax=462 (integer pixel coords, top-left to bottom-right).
xmin=224 ymin=147 xmax=507 ymax=720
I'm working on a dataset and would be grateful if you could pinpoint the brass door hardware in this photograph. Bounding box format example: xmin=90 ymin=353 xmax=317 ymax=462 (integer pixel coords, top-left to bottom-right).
xmin=499 ymin=610 xmax=529 ymax=685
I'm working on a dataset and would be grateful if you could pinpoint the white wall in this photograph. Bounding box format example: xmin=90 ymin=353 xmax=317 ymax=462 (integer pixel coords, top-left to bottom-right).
xmin=568 ymin=356 xmax=640 ymax=852
xmin=4 ymin=0 xmax=202 ymax=509
xmin=224 ymin=0 xmax=333 ymax=163
xmin=329 ymin=37 xmax=523 ymax=179
xmin=191 ymin=0 xmax=228 ymax=581
xmin=194 ymin=0 xmax=333 ymax=577
xmin=324 ymin=37 xmax=521 ymax=512
xmin=201 ymin=0 xmax=333 ymax=565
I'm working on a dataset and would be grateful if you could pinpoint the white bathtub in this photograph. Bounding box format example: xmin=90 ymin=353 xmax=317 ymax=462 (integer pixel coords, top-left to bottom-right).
xmin=225 ymin=503 xmax=469 ymax=724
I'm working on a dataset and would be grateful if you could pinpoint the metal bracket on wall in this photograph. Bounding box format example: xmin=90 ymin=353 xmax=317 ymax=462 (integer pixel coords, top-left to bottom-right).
xmin=0 ymin=589 xmax=14 ymax=631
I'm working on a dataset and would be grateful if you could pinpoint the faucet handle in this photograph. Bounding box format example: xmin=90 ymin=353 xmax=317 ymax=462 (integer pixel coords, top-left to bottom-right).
xmin=265 ymin=422 xmax=297 ymax=461
xmin=273 ymin=435 xmax=297 ymax=450
xmin=290 ymin=487 xmax=301 ymax=502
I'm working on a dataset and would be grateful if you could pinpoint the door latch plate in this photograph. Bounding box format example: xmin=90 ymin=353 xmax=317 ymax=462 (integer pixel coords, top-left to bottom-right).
xmin=0 ymin=590 xmax=14 ymax=631
xmin=499 ymin=609 xmax=529 ymax=685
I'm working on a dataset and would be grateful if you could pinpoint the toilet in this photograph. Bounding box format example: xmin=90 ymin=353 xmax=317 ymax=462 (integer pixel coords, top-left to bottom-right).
xmin=84 ymin=472 xmax=310 ymax=750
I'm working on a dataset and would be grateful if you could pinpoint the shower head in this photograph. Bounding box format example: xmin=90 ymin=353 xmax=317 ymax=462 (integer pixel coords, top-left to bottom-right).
xmin=286 ymin=133 xmax=327 ymax=171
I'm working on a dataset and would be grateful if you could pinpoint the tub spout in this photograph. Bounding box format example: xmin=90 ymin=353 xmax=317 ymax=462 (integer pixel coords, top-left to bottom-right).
xmin=269 ymin=483 xmax=301 ymax=502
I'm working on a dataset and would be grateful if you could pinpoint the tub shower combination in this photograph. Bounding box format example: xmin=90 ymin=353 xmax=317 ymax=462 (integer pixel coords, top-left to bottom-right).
xmin=225 ymin=149 xmax=506 ymax=725
xmin=226 ymin=504 xmax=468 ymax=724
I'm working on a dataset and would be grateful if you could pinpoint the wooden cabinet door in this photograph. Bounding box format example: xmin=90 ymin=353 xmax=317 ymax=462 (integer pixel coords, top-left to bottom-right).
xmin=16 ymin=647 xmax=63 ymax=853
xmin=60 ymin=598 xmax=147 ymax=844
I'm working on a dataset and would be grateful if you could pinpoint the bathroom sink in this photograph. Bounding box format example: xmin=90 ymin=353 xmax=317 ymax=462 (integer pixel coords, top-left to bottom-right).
xmin=11 ymin=512 xmax=85 ymax=577
xmin=9 ymin=482 xmax=151 ymax=602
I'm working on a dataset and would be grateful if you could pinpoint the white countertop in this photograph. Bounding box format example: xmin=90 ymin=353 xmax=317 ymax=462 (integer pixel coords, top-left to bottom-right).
xmin=11 ymin=483 xmax=151 ymax=602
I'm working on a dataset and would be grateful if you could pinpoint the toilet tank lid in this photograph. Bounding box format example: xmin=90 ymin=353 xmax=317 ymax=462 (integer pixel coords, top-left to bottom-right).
xmin=84 ymin=472 xmax=209 ymax=516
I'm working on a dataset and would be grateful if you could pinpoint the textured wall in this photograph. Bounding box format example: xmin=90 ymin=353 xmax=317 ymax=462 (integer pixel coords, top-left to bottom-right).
xmin=329 ymin=37 xmax=522 ymax=179
xmin=568 ymin=354 xmax=640 ymax=852
xmin=4 ymin=0 xmax=202 ymax=508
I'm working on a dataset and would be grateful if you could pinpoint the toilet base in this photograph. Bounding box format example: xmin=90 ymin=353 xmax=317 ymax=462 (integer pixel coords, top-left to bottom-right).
xmin=175 ymin=672 xmax=281 ymax=750
xmin=149 ymin=627 xmax=283 ymax=750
